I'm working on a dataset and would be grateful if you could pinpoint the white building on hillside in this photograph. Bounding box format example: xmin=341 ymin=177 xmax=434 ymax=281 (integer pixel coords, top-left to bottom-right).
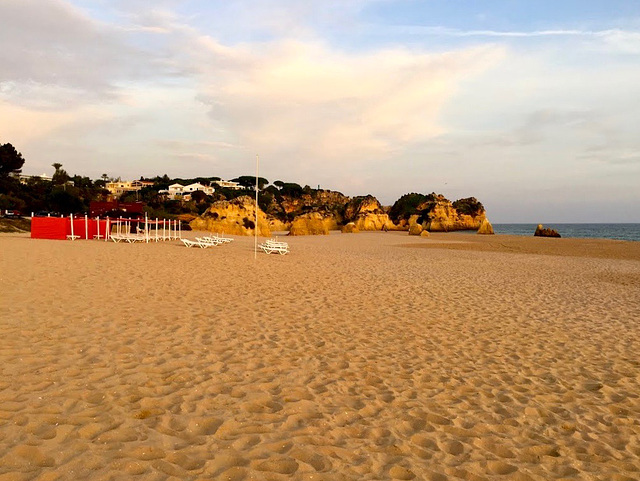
xmin=214 ymin=180 xmax=242 ymax=190
xmin=106 ymin=181 xmax=140 ymax=198
xmin=19 ymin=173 xmax=53 ymax=184
xmin=184 ymin=183 xmax=215 ymax=195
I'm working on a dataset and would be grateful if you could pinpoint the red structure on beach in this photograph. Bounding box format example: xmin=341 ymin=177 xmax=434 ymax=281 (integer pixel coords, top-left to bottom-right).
xmin=31 ymin=216 xmax=111 ymax=240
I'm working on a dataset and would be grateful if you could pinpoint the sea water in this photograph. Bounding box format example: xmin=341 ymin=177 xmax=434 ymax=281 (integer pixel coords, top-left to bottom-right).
xmin=492 ymin=224 xmax=640 ymax=242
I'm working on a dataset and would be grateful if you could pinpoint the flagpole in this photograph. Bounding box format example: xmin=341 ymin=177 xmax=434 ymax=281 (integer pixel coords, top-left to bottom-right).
xmin=254 ymin=154 xmax=259 ymax=259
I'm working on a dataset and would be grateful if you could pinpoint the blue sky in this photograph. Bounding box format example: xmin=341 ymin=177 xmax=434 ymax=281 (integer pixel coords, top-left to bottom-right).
xmin=1 ymin=0 xmax=639 ymax=222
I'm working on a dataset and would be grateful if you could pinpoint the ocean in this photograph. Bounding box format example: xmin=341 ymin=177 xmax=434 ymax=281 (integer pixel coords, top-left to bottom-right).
xmin=492 ymin=224 xmax=640 ymax=242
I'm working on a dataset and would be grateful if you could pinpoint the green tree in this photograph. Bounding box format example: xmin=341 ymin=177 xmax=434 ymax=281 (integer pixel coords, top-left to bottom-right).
xmin=452 ymin=197 xmax=484 ymax=216
xmin=389 ymin=193 xmax=428 ymax=223
xmin=51 ymin=163 xmax=69 ymax=185
xmin=0 ymin=143 xmax=25 ymax=177
xmin=231 ymin=175 xmax=269 ymax=190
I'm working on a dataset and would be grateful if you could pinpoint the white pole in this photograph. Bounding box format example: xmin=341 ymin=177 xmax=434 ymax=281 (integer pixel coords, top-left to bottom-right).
xmin=96 ymin=216 xmax=100 ymax=239
xmin=255 ymin=154 xmax=259 ymax=260
xmin=179 ymin=219 xmax=181 ymax=239
xmin=70 ymin=214 xmax=74 ymax=240
xmin=163 ymin=219 xmax=166 ymax=240
xmin=85 ymin=215 xmax=88 ymax=240
xmin=145 ymin=213 xmax=149 ymax=243
xmin=156 ymin=218 xmax=158 ymax=242
xmin=106 ymin=217 xmax=109 ymax=241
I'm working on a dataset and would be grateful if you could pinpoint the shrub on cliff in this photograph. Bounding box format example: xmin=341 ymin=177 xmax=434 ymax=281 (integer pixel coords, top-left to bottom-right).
xmin=452 ymin=197 xmax=484 ymax=217
xmin=389 ymin=193 xmax=428 ymax=223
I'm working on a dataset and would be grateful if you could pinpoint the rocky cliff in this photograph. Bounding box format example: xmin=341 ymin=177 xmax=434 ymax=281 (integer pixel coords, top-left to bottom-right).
xmin=263 ymin=189 xmax=349 ymax=223
xmin=190 ymin=196 xmax=271 ymax=237
xmin=343 ymin=195 xmax=396 ymax=231
xmin=389 ymin=193 xmax=488 ymax=232
xmin=288 ymin=212 xmax=334 ymax=236
xmin=423 ymin=195 xmax=487 ymax=232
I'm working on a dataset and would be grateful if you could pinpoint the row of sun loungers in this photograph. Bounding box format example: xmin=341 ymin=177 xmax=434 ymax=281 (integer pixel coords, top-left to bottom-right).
xmin=110 ymin=233 xmax=148 ymax=243
xmin=181 ymin=236 xmax=290 ymax=255
xmin=181 ymin=234 xmax=235 ymax=248
xmin=259 ymin=238 xmax=290 ymax=255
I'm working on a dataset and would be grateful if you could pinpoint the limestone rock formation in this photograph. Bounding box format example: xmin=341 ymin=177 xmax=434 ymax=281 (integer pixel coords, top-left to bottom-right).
xmin=288 ymin=213 xmax=331 ymax=236
xmin=279 ymin=190 xmax=349 ymax=218
xmin=343 ymin=195 xmax=396 ymax=231
xmin=420 ymin=230 xmax=430 ymax=237
xmin=408 ymin=224 xmax=423 ymax=236
xmin=389 ymin=193 xmax=487 ymax=232
xmin=423 ymin=195 xmax=486 ymax=232
xmin=534 ymin=224 xmax=561 ymax=238
xmin=341 ymin=222 xmax=359 ymax=234
xmin=269 ymin=218 xmax=290 ymax=232
xmin=190 ymin=195 xmax=271 ymax=237
xmin=477 ymin=218 xmax=495 ymax=235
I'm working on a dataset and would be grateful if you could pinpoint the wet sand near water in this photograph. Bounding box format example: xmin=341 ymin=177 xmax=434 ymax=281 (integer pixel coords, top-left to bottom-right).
xmin=1 ymin=231 xmax=639 ymax=480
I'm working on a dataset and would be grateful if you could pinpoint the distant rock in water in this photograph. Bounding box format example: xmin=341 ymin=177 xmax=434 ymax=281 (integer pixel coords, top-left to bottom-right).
xmin=190 ymin=195 xmax=271 ymax=237
xmin=477 ymin=218 xmax=495 ymax=235
xmin=534 ymin=224 xmax=561 ymax=238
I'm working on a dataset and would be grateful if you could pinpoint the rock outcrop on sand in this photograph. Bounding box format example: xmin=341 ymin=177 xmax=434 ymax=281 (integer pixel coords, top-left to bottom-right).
xmin=199 ymin=187 xmax=491 ymax=236
xmin=534 ymin=224 xmax=561 ymax=238
xmin=278 ymin=190 xmax=349 ymax=220
xmin=288 ymin=213 xmax=331 ymax=236
xmin=389 ymin=193 xmax=489 ymax=233
xmin=343 ymin=195 xmax=396 ymax=232
xmin=341 ymin=222 xmax=359 ymax=234
xmin=477 ymin=218 xmax=495 ymax=235
xmin=423 ymin=195 xmax=487 ymax=232
xmin=190 ymin=196 xmax=271 ymax=237
xmin=408 ymin=224 xmax=423 ymax=236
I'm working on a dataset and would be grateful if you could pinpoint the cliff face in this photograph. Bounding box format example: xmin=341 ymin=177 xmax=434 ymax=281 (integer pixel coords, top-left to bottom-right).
xmin=288 ymin=212 xmax=334 ymax=236
xmin=343 ymin=195 xmax=396 ymax=231
xmin=477 ymin=218 xmax=495 ymax=235
xmin=423 ymin=196 xmax=487 ymax=232
xmin=280 ymin=190 xmax=350 ymax=217
xmin=190 ymin=196 xmax=271 ymax=237
xmin=389 ymin=193 xmax=488 ymax=232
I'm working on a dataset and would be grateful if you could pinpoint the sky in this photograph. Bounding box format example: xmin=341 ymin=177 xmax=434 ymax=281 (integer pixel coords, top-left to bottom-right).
xmin=1 ymin=0 xmax=639 ymax=222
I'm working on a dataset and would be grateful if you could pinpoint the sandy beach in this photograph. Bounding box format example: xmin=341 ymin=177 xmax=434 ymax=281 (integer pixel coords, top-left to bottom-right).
xmin=1 ymin=231 xmax=639 ymax=481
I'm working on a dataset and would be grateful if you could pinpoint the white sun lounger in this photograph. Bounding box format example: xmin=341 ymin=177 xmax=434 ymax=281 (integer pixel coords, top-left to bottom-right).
xmin=196 ymin=236 xmax=225 ymax=247
xmin=205 ymin=233 xmax=233 ymax=244
xmin=259 ymin=238 xmax=290 ymax=255
xmin=181 ymin=238 xmax=210 ymax=248
xmin=111 ymin=233 xmax=145 ymax=243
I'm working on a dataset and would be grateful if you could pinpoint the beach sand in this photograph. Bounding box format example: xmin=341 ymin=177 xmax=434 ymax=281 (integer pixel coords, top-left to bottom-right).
xmin=1 ymin=231 xmax=639 ymax=480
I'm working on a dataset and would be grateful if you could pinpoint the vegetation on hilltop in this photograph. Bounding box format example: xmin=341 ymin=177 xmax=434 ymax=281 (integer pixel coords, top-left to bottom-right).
xmin=0 ymin=142 xmax=487 ymax=227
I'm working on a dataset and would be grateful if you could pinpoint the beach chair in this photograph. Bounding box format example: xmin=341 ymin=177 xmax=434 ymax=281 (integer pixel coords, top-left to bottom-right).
xmin=196 ymin=237 xmax=223 ymax=247
xmin=259 ymin=238 xmax=290 ymax=255
xmin=181 ymin=238 xmax=209 ymax=248
xmin=210 ymin=234 xmax=233 ymax=244
xmin=199 ymin=236 xmax=224 ymax=246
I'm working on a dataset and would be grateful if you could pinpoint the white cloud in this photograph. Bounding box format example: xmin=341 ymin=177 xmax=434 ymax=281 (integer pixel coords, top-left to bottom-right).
xmin=193 ymin=39 xmax=505 ymax=168
xmin=2 ymin=0 xmax=640 ymax=221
